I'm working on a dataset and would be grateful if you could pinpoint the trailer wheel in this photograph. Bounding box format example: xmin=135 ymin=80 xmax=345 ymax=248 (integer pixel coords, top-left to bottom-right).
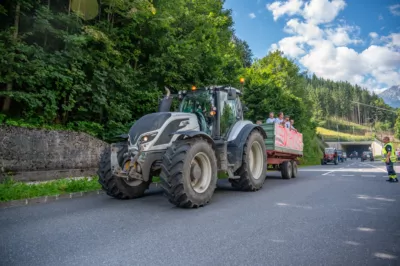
xmin=281 ymin=161 xmax=292 ymax=179
xmin=291 ymin=161 xmax=298 ymax=178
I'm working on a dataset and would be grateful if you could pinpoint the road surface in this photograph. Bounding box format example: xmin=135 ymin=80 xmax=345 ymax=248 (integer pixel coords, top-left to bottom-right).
xmin=1 ymin=160 xmax=399 ymax=266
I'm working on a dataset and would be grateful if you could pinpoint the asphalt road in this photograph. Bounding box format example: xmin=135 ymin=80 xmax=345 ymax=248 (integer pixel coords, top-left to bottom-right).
xmin=1 ymin=160 xmax=399 ymax=266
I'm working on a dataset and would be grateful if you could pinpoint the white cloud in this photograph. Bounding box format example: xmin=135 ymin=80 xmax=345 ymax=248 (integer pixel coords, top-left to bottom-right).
xmin=275 ymin=36 xmax=307 ymax=57
xmin=266 ymin=0 xmax=400 ymax=91
xmin=303 ymin=0 xmax=346 ymax=24
xmin=369 ymin=32 xmax=378 ymax=39
xmin=389 ymin=4 xmax=400 ymax=16
xmin=266 ymin=0 xmax=304 ymax=21
xmin=325 ymin=25 xmax=361 ymax=46
xmin=284 ymin=19 xmax=324 ymax=40
xmin=378 ymin=14 xmax=384 ymax=20
xmin=249 ymin=13 xmax=256 ymax=19
xmin=389 ymin=33 xmax=400 ymax=47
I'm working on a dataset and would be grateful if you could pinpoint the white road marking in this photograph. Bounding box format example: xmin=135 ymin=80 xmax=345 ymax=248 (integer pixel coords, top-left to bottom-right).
xmin=373 ymin=253 xmax=397 ymax=260
xmin=357 ymin=227 xmax=375 ymax=232
xmin=360 ymin=162 xmax=387 ymax=173
xmin=362 ymin=175 xmax=376 ymax=177
xmin=322 ymin=171 xmax=335 ymax=176
xmin=344 ymin=241 xmax=361 ymax=246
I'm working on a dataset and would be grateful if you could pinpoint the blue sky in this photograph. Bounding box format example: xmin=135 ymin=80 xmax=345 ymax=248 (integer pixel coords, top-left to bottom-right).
xmin=223 ymin=0 xmax=400 ymax=92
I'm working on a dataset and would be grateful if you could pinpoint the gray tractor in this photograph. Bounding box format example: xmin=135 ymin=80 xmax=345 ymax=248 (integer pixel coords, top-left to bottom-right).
xmin=98 ymin=85 xmax=268 ymax=208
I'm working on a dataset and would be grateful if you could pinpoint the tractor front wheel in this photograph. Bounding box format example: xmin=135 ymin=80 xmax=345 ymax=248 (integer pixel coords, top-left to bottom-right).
xmin=97 ymin=142 xmax=150 ymax=199
xmin=160 ymin=138 xmax=218 ymax=208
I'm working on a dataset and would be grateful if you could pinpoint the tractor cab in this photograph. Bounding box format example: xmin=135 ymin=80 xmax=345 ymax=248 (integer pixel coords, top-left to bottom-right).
xmin=162 ymin=85 xmax=245 ymax=140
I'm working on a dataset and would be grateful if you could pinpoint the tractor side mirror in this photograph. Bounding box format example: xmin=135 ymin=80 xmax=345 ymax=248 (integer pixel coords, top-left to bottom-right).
xmin=227 ymin=88 xmax=237 ymax=100
xmin=242 ymin=105 xmax=249 ymax=112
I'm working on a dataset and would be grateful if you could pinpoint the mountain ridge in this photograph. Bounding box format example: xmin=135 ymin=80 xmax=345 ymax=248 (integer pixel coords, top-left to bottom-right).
xmin=379 ymin=85 xmax=400 ymax=108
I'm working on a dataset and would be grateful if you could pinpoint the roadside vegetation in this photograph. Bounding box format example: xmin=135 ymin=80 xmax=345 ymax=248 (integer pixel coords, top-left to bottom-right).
xmin=0 ymin=176 xmax=101 ymax=202
xmin=0 ymin=0 xmax=398 ymax=167
xmin=316 ymin=127 xmax=374 ymax=142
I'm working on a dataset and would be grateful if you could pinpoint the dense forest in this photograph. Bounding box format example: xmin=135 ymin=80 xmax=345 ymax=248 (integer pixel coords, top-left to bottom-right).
xmin=306 ymin=75 xmax=397 ymax=133
xmin=0 ymin=0 xmax=399 ymax=163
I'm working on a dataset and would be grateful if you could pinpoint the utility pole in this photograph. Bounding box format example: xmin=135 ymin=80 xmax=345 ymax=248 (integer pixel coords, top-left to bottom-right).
xmin=337 ymin=124 xmax=339 ymax=149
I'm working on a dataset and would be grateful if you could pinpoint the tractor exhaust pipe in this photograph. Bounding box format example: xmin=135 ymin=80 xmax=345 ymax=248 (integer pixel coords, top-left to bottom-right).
xmin=158 ymin=87 xmax=173 ymax=112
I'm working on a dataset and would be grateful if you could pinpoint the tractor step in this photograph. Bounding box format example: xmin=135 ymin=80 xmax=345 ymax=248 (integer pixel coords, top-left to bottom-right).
xmin=228 ymin=176 xmax=241 ymax=180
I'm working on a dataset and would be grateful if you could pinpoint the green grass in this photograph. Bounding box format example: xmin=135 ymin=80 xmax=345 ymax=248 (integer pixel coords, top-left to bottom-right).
xmin=316 ymin=127 xmax=373 ymax=141
xmin=326 ymin=117 xmax=369 ymax=130
xmin=0 ymin=176 xmax=101 ymax=202
xmin=319 ymin=117 xmax=370 ymax=136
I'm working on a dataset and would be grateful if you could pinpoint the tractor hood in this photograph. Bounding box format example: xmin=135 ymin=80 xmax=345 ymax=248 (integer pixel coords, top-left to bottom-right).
xmin=129 ymin=112 xmax=172 ymax=145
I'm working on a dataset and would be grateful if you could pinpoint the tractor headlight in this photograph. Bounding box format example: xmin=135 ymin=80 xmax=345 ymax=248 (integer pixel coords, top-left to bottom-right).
xmin=139 ymin=132 xmax=158 ymax=144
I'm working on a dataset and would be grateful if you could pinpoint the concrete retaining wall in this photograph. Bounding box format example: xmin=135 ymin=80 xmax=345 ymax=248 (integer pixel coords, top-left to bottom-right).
xmin=0 ymin=126 xmax=109 ymax=182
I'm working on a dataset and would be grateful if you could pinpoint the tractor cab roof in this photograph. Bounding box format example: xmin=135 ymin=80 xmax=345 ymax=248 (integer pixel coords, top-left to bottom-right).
xmin=179 ymin=85 xmax=242 ymax=95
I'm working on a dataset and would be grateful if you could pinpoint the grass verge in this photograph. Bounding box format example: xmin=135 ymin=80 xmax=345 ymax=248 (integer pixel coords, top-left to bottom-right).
xmin=0 ymin=176 xmax=101 ymax=202
xmin=316 ymin=127 xmax=373 ymax=141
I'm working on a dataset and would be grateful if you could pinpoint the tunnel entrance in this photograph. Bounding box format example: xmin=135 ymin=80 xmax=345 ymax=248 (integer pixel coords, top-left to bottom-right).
xmin=341 ymin=144 xmax=372 ymax=155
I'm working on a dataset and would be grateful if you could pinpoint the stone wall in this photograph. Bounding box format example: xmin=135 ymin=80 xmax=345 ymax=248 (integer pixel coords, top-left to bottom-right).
xmin=0 ymin=126 xmax=109 ymax=182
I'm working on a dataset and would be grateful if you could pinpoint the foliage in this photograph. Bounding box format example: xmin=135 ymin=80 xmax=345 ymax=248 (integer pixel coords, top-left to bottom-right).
xmin=0 ymin=176 xmax=101 ymax=202
xmin=0 ymin=0 xmax=251 ymax=141
xmin=316 ymin=127 xmax=373 ymax=141
xmin=306 ymin=74 xmax=397 ymax=132
xmin=1 ymin=0 xmax=395 ymax=166
xmin=395 ymin=110 xmax=400 ymax=140
xmin=242 ymin=51 xmax=321 ymax=164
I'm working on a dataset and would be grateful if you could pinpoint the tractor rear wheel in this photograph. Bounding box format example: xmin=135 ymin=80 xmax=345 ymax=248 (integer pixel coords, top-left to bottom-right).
xmin=230 ymin=130 xmax=267 ymax=191
xmin=97 ymin=142 xmax=150 ymax=199
xmin=160 ymin=138 xmax=218 ymax=208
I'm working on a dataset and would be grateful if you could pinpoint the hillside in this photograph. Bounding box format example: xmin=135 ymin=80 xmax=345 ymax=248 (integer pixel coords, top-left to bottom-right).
xmin=379 ymin=85 xmax=400 ymax=108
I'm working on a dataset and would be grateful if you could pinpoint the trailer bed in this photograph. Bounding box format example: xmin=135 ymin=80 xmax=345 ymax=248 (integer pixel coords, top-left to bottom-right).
xmin=261 ymin=123 xmax=303 ymax=155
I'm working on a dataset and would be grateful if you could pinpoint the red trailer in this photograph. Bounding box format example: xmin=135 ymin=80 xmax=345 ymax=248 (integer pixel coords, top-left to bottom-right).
xmin=261 ymin=123 xmax=303 ymax=179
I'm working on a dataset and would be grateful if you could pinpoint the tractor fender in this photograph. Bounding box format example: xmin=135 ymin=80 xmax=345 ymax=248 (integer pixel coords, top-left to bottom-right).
xmin=227 ymin=124 xmax=267 ymax=171
xmin=170 ymin=130 xmax=216 ymax=149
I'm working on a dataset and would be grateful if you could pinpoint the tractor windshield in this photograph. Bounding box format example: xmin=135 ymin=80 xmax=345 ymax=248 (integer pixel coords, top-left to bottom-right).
xmin=179 ymin=91 xmax=215 ymax=134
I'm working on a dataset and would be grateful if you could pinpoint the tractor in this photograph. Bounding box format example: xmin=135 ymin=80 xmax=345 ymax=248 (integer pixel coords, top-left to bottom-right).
xmin=97 ymin=85 xmax=268 ymax=208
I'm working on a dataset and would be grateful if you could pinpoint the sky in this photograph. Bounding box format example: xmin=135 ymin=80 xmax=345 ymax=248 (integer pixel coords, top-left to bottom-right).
xmin=223 ymin=0 xmax=400 ymax=93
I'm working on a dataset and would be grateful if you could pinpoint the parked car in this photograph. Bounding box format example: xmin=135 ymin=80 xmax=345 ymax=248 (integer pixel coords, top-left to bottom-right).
xmin=350 ymin=151 xmax=358 ymax=160
xmin=321 ymin=148 xmax=338 ymax=165
xmin=361 ymin=151 xmax=374 ymax=162
xmin=342 ymin=152 xmax=347 ymax=161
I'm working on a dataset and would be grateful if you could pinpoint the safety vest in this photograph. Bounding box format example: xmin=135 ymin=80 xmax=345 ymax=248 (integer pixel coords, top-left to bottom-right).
xmin=383 ymin=143 xmax=397 ymax=162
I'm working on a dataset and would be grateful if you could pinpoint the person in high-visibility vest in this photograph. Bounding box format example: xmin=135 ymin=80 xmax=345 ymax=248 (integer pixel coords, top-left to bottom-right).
xmin=382 ymin=137 xmax=398 ymax=183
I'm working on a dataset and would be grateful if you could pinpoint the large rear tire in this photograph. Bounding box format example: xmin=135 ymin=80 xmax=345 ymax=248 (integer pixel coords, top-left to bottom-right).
xmin=160 ymin=138 xmax=218 ymax=208
xmin=230 ymin=130 xmax=267 ymax=191
xmin=97 ymin=142 xmax=150 ymax=199
xmin=281 ymin=161 xmax=292 ymax=179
